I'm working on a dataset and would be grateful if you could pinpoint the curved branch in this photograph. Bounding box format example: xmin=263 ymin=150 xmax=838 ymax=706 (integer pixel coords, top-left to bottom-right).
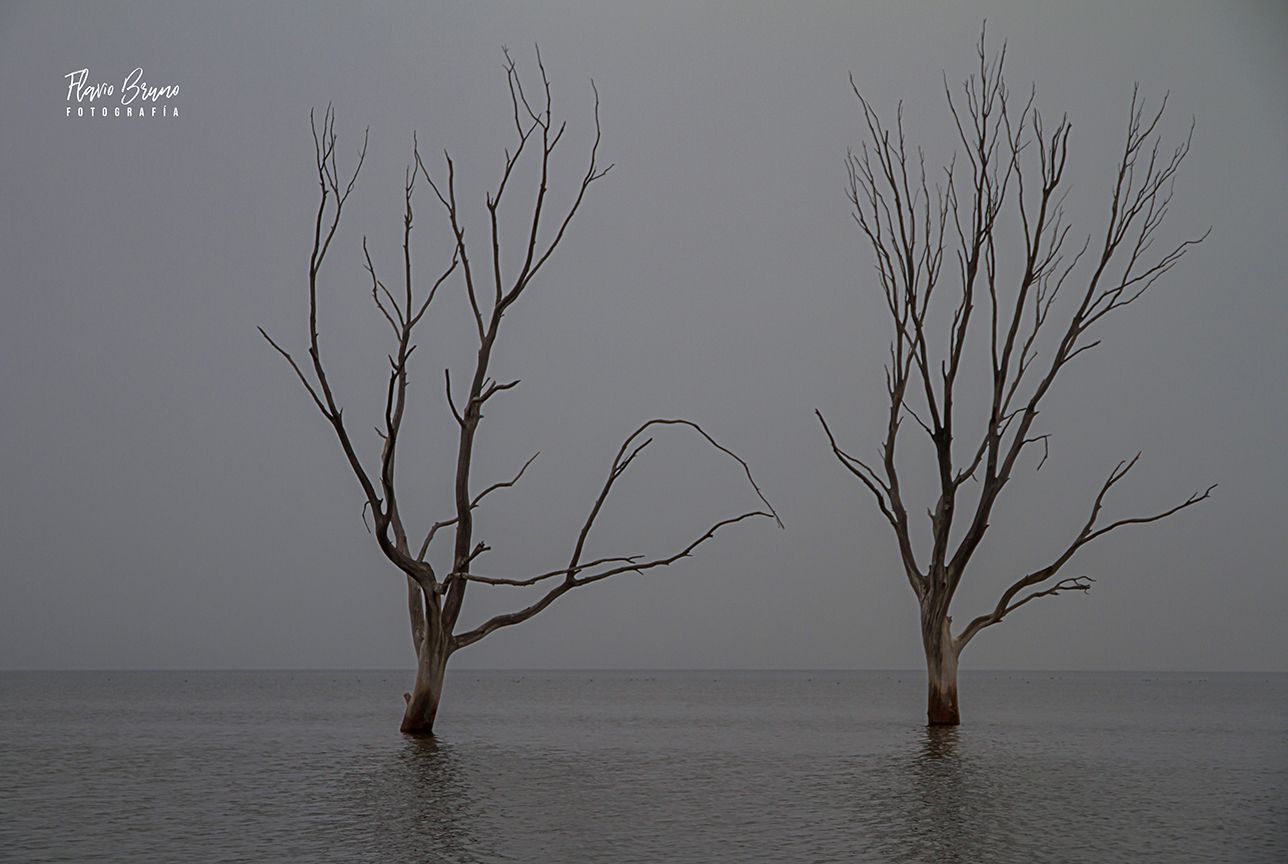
xmin=451 ymin=510 xmax=770 ymax=650
xmin=450 ymin=418 xmax=779 ymax=650
xmin=957 ymin=576 xmax=1094 ymax=649
xmin=957 ymin=461 xmax=1214 ymax=649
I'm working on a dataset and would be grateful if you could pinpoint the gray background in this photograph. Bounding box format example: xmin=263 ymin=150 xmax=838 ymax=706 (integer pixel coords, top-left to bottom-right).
xmin=1 ymin=0 xmax=1284 ymax=671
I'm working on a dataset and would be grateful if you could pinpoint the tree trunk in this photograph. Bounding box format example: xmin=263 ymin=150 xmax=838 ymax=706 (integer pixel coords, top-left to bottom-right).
xmin=923 ymin=612 xmax=961 ymax=726
xmin=401 ymin=629 xmax=450 ymax=736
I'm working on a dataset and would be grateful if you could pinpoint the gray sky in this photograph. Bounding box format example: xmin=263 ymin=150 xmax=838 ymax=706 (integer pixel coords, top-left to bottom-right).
xmin=1 ymin=0 xmax=1285 ymax=672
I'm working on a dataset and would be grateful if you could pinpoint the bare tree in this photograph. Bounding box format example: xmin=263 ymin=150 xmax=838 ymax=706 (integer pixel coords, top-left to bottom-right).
xmin=817 ymin=31 xmax=1213 ymax=725
xmin=261 ymin=50 xmax=780 ymax=735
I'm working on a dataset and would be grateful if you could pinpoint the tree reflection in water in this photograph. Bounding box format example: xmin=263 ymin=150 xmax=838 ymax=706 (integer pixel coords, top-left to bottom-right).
xmin=336 ymin=736 xmax=496 ymax=863
xmin=852 ymin=725 xmax=1016 ymax=864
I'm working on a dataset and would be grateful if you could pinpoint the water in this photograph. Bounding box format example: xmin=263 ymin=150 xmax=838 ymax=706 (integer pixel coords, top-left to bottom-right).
xmin=1 ymin=670 xmax=1285 ymax=863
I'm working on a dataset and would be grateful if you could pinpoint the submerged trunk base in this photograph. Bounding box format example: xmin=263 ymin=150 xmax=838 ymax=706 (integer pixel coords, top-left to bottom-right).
xmin=400 ymin=644 xmax=447 ymax=736
xmin=927 ymin=678 xmax=961 ymax=726
xmin=399 ymin=693 xmax=438 ymax=736
xmin=924 ymin=614 xmax=961 ymax=726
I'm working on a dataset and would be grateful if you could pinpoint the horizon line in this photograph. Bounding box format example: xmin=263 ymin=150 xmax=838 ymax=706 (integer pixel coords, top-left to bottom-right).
xmin=2 ymin=666 xmax=1284 ymax=675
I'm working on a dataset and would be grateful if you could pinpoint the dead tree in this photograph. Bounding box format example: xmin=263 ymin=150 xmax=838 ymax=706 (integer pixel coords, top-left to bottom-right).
xmin=817 ymin=32 xmax=1213 ymax=726
xmin=261 ymin=51 xmax=780 ymax=735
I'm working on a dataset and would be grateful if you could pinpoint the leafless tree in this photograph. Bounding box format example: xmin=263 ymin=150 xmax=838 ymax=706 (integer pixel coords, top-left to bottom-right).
xmin=817 ymin=31 xmax=1213 ymax=725
xmin=261 ymin=50 xmax=780 ymax=735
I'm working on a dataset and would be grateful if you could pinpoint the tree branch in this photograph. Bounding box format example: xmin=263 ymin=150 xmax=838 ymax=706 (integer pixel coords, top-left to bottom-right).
xmin=451 ymin=418 xmax=780 ymax=650
xmin=452 ymin=511 xmax=770 ymax=649
xmin=956 ymin=460 xmax=1214 ymax=649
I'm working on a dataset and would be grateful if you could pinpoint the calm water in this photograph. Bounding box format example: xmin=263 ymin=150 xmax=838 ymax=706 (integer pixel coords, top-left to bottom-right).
xmin=1 ymin=670 xmax=1285 ymax=862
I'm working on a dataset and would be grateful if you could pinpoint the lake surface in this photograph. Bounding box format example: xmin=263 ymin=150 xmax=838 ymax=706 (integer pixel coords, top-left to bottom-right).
xmin=1 ymin=670 xmax=1285 ymax=862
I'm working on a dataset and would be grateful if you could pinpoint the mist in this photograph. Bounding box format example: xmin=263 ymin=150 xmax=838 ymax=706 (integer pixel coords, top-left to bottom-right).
xmin=1 ymin=0 xmax=1285 ymax=672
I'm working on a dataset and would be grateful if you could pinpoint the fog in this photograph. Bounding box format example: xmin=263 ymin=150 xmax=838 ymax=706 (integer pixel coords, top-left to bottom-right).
xmin=1 ymin=0 xmax=1285 ymax=671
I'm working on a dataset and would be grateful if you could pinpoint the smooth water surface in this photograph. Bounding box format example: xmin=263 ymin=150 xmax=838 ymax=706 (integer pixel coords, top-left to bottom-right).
xmin=1 ymin=670 xmax=1285 ymax=862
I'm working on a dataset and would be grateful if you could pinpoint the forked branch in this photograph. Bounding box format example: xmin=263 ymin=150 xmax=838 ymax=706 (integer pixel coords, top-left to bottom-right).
xmin=956 ymin=458 xmax=1215 ymax=648
xmin=451 ymin=419 xmax=781 ymax=649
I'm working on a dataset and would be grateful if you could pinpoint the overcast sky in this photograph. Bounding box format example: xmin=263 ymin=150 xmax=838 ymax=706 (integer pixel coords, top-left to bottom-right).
xmin=1 ymin=0 xmax=1285 ymax=672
